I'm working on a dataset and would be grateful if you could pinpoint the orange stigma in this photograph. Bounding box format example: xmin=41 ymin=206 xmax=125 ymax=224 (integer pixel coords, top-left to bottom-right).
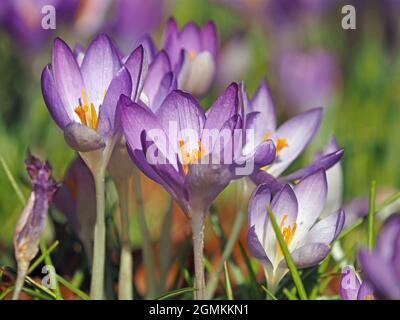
xmin=179 ymin=139 xmax=204 ymax=175
xmin=188 ymin=51 xmax=197 ymax=61
xmin=74 ymin=89 xmax=98 ymax=130
xmin=277 ymin=214 xmax=297 ymax=257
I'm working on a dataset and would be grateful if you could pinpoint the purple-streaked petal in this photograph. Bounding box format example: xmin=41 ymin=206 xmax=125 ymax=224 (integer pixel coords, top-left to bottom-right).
xmin=250 ymin=170 xmax=284 ymax=194
xmin=247 ymin=225 xmax=268 ymax=260
xmin=293 ymin=170 xmax=327 ymax=237
xmin=124 ymin=45 xmax=148 ymax=102
xmin=271 ymin=184 xmax=298 ymax=227
xmin=283 ymin=149 xmax=344 ymax=182
xmin=375 ymin=215 xmax=400 ymax=260
xmin=358 ymin=248 xmax=400 ymax=299
xmin=52 ymin=38 xmax=85 ymax=118
xmin=302 ymin=208 xmax=345 ymax=246
xmin=41 ymin=65 xmax=71 ymax=129
xmin=204 ymin=83 xmax=238 ymax=131
xmin=279 ymin=243 xmax=330 ymax=269
xmin=268 ymin=108 xmax=322 ymax=177
xmin=248 ymin=183 xmax=270 ymax=229
xmin=81 ymin=34 xmax=122 ymax=108
xmin=137 ymin=34 xmax=157 ymax=62
xmin=98 ymin=67 xmax=132 ymax=138
xmin=249 ymin=80 xmax=277 ymax=143
xmin=156 ymin=90 xmax=205 ymax=151
xmin=152 ymin=71 xmax=177 ymax=112
xmin=339 ymin=266 xmax=361 ymax=300
xmin=142 ymin=50 xmax=172 ymax=109
xmin=162 ymin=17 xmax=178 ymax=48
xmin=179 ymin=22 xmax=201 ymax=53
xmin=201 ymin=21 xmax=217 ymax=58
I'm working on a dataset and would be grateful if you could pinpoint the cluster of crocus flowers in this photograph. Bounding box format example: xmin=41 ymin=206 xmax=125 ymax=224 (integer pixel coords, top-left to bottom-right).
xmin=358 ymin=215 xmax=400 ymax=299
xmin=13 ymin=154 xmax=58 ymax=300
xmin=247 ymin=170 xmax=345 ymax=289
xmin=38 ymin=17 xmax=348 ymax=300
xmin=340 ymin=265 xmax=375 ymax=300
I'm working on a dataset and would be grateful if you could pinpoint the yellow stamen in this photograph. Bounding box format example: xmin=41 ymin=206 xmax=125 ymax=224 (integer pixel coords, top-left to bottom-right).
xmin=277 ymin=214 xmax=297 ymax=257
xmin=179 ymin=139 xmax=204 ymax=175
xmin=364 ymin=295 xmax=375 ymax=300
xmin=188 ymin=50 xmax=197 ymax=61
xmin=276 ymin=138 xmax=289 ymax=155
xmin=262 ymin=132 xmax=271 ymax=142
xmin=74 ymin=89 xmax=99 ymax=130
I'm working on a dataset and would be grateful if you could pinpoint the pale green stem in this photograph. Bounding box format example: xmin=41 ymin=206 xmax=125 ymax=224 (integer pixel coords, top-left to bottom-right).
xmin=132 ymin=167 xmax=157 ymax=299
xmin=115 ymin=177 xmax=133 ymax=300
xmin=191 ymin=211 xmax=206 ymax=300
xmin=12 ymin=262 xmax=28 ymax=300
xmin=159 ymin=197 xmax=173 ymax=292
xmin=205 ymin=179 xmax=249 ymax=299
xmin=90 ymin=168 xmax=106 ymax=300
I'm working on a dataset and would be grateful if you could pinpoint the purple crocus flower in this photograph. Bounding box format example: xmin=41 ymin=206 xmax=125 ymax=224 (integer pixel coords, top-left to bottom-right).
xmin=120 ymin=82 xmax=276 ymax=299
xmin=276 ymin=49 xmax=339 ymax=113
xmin=13 ymin=154 xmax=58 ymax=300
xmin=120 ymin=82 xmax=275 ymax=216
xmin=243 ymin=80 xmax=344 ymax=191
xmin=247 ymin=170 xmax=345 ymax=288
xmin=41 ymin=34 xmax=137 ymax=172
xmin=162 ymin=18 xmax=218 ymax=96
xmin=340 ymin=265 xmax=375 ymax=300
xmin=358 ymin=215 xmax=400 ymax=299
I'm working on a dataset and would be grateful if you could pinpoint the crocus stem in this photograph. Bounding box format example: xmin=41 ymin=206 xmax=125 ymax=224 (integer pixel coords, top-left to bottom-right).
xmin=191 ymin=211 xmax=206 ymax=300
xmin=205 ymin=179 xmax=249 ymax=299
xmin=132 ymin=167 xmax=157 ymax=298
xmin=90 ymin=168 xmax=106 ymax=300
xmin=12 ymin=262 xmax=28 ymax=300
xmin=115 ymin=177 xmax=133 ymax=300
xmin=159 ymin=198 xmax=173 ymax=292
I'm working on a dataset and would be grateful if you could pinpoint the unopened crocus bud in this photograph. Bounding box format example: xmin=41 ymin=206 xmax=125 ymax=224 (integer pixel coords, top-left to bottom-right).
xmin=12 ymin=154 xmax=58 ymax=300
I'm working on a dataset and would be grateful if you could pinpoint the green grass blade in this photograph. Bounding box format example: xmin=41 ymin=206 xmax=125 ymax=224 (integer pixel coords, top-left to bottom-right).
xmin=376 ymin=190 xmax=400 ymax=211
xmin=283 ymin=288 xmax=298 ymax=300
xmin=156 ymin=287 xmax=195 ymax=300
xmin=267 ymin=207 xmax=308 ymax=300
xmin=261 ymin=285 xmax=278 ymax=300
xmin=223 ymin=261 xmax=233 ymax=300
xmin=39 ymin=240 xmax=63 ymax=300
xmin=0 ymin=156 xmax=25 ymax=205
xmin=238 ymin=241 xmax=262 ymax=299
xmin=56 ymin=275 xmax=90 ymax=300
xmin=335 ymin=217 xmax=363 ymax=242
xmin=367 ymin=180 xmax=376 ymax=250
xmin=28 ymin=241 xmax=59 ymax=273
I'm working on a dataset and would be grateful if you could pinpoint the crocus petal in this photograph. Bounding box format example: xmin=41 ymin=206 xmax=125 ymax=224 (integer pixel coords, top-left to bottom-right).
xmin=248 ymin=184 xmax=271 ymax=243
xmin=124 ymin=45 xmax=148 ymax=101
xmin=249 ymin=80 xmax=277 ymax=144
xmin=357 ymin=282 xmax=376 ymax=300
xmin=247 ymin=225 xmax=269 ymax=261
xmin=340 ymin=266 xmax=361 ymax=300
xmin=136 ymin=34 xmax=157 ymax=62
xmin=250 ymin=170 xmax=284 ymax=194
xmin=156 ymin=90 xmax=205 ymax=153
xmin=293 ymin=170 xmax=327 ymax=240
xmin=302 ymin=209 xmax=345 ymax=246
xmin=179 ymin=22 xmax=201 ymax=53
xmin=97 ymin=66 xmax=132 ymax=138
xmin=279 ymin=243 xmax=330 ymax=269
xmin=152 ymin=71 xmax=177 ymax=112
xmin=358 ymin=249 xmax=400 ymax=299
xmin=375 ymin=216 xmax=400 ymax=261
xmin=41 ymin=64 xmax=71 ymax=129
xmin=283 ymin=149 xmax=344 ymax=182
xmin=267 ymin=108 xmax=322 ymax=177
xmin=201 ymin=21 xmax=218 ymax=58
xmin=179 ymin=51 xmax=215 ymax=96
xmin=204 ymin=83 xmax=238 ymax=131
xmin=81 ymin=33 xmax=122 ymax=109
xmin=142 ymin=50 xmax=172 ymax=110
xmin=162 ymin=17 xmax=178 ymax=49
xmin=265 ymin=185 xmax=298 ymax=261
xmin=52 ymin=38 xmax=85 ymax=120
